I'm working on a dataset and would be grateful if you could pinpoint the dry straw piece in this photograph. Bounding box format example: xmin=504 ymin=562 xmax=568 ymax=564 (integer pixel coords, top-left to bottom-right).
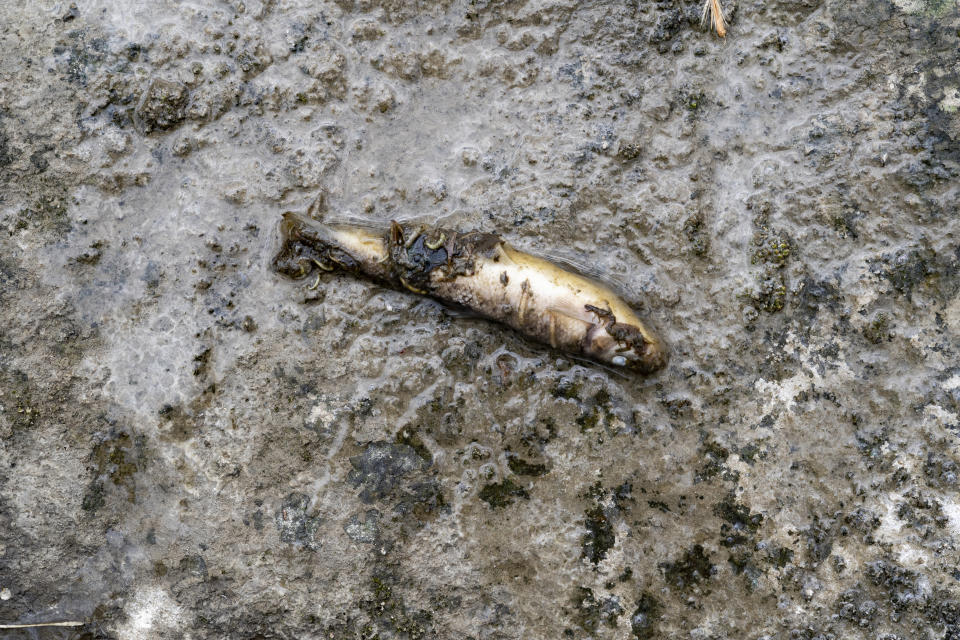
xmin=0 ymin=621 xmax=85 ymax=629
xmin=701 ymin=0 xmax=727 ymax=37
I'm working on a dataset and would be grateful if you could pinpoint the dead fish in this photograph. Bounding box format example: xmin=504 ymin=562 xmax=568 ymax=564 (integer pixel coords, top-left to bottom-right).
xmin=273 ymin=213 xmax=668 ymax=374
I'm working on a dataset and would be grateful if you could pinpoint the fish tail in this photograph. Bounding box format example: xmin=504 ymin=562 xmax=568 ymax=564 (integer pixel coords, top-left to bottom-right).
xmin=273 ymin=213 xmax=390 ymax=281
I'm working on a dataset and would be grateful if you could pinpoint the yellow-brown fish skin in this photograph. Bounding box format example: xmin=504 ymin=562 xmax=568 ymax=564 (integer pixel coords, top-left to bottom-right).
xmin=273 ymin=213 xmax=667 ymax=374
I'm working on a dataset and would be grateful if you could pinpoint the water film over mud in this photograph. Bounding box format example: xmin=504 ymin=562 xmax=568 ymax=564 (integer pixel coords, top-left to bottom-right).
xmin=0 ymin=0 xmax=958 ymax=638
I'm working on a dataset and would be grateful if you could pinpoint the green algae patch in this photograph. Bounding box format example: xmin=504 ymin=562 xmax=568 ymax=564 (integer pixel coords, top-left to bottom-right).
xmin=506 ymin=455 xmax=548 ymax=477
xmin=479 ymin=478 xmax=529 ymax=509
xmin=660 ymin=545 xmax=715 ymax=593
xmin=581 ymin=505 xmax=615 ymax=565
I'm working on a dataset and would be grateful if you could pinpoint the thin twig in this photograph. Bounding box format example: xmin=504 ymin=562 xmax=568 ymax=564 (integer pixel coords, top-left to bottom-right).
xmin=0 ymin=621 xmax=85 ymax=629
xmin=701 ymin=0 xmax=728 ymax=37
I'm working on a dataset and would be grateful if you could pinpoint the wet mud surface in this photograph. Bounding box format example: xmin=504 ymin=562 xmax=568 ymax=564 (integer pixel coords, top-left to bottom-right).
xmin=1 ymin=0 xmax=958 ymax=638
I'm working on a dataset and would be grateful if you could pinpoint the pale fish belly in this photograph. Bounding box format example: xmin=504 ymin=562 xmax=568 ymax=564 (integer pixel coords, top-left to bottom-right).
xmin=425 ymin=243 xmax=666 ymax=373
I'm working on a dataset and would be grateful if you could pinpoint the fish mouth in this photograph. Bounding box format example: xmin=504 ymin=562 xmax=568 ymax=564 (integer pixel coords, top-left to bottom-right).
xmin=634 ymin=337 xmax=668 ymax=374
xmin=600 ymin=315 xmax=668 ymax=374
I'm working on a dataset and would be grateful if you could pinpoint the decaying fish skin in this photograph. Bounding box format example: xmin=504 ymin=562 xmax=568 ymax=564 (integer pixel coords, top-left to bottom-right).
xmin=273 ymin=212 xmax=668 ymax=374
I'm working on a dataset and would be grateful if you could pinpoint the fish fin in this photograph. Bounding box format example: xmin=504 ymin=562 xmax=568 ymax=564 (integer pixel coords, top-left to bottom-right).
xmin=566 ymin=354 xmax=631 ymax=380
xmin=390 ymin=221 xmax=404 ymax=246
xmin=508 ymin=243 xmax=637 ymax=300
xmin=545 ymin=307 xmax=592 ymax=348
xmin=546 ymin=305 xmax=595 ymax=327
xmin=494 ymin=242 xmax=520 ymax=266
xmin=321 ymin=215 xmax=389 ymax=232
xmin=306 ymin=192 xmax=327 ymax=220
xmin=537 ymin=249 xmax=608 ymax=282
xmin=547 ymin=309 xmax=558 ymax=348
xmin=440 ymin=303 xmax=485 ymax=320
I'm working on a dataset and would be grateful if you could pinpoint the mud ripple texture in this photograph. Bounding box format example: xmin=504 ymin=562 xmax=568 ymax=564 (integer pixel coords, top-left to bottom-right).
xmin=1 ymin=0 xmax=958 ymax=638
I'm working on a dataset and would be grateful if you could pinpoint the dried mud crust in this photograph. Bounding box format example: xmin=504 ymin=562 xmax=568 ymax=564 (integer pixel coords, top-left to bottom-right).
xmin=0 ymin=0 xmax=958 ymax=639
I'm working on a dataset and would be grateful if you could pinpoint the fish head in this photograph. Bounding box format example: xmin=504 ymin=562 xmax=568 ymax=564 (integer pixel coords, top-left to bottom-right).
xmin=591 ymin=321 xmax=668 ymax=374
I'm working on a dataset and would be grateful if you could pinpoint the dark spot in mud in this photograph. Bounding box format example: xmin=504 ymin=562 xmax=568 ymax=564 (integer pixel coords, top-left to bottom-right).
xmin=870 ymin=245 xmax=940 ymax=298
xmin=29 ymin=147 xmax=51 ymax=172
xmin=801 ymin=515 xmax=835 ymax=567
xmin=73 ymin=240 xmax=106 ymax=266
xmin=752 ymin=230 xmax=792 ymax=269
xmin=737 ymin=441 xmax=769 ymax=464
xmin=16 ymin=189 xmax=71 ymax=236
xmin=647 ymin=499 xmax=671 ymax=513
xmin=552 ymin=377 xmax=582 ymax=400
xmin=82 ymin=429 xmax=144 ymax=510
xmin=676 ymin=84 xmax=706 ymax=114
xmin=894 ymin=487 xmax=948 ymax=533
xmin=714 ymin=493 xmax=767 ymax=585
xmin=581 ymin=505 xmax=615 ymax=565
xmin=574 ymin=387 xmax=631 ymax=435
xmin=648 ymin=5 xmax=691 ymax=46
xmin=506 ymin=454 xmax=548 ymax=477
xmin=683 ymin=212 xmax=710 ymax=256
xmin=570 ymin=587 xmax=622 ymax=633
xmin=763 ymin=543 xmax=795 ymax=569
xmin=158 ymin=404 xmax=197 ymax=442
xmin=479 ymin=478 xmax=529 ymax=509
xmin=275 ymin=492 xmax=322 ymax=551
xmin=349 ymin=442 xmax=428 ymax=503
xmin=356 ymin=570 xmax=437 ymax=639
xmin=863 ymin=312 xmax=892 ymax=344
xmin=81 ymin=480 xmax=106 ymax=512
xmin=344 ymin=509 xmax=381 ymax=543
xmin=395 ymin=428 xmax=433 ymax=464
xmin=846 ymin=507 xmax=882 ymax=537
xmin=744 ymin=201 xmax=793 ymax=314
xmin=55 ymin=29 xmax=109 ymax=86
xmin=854 ymin=425 xmax=890 ymax=462
xmin=135 ymin=78 xmax=189 ymax=133
xmin=660 ymin=545 xmax=714 ymax=593
xmin=924 ymin=452 xmax=959 ymax=488
xmin=192 ymin=347 xmax=212 ymax=377
xmin=0 ymin=259 xmax=22 ymax=303
xmin=715 ymin=495 xmax=763 ymax=550
xmin=290 ymin=35 xmax=309 ymax=54
xmin=794 ymin=276 xmax=842 ymax=320
xmin=0 ymin=126 xmax=12 ymax=169
xmin=612 ymin=481 xmax=634 ymax=511
xmin=124 ymin=42 xmax=142 ymax=61
xmin=0 ymin=369 xmax=42 ymax=431
xmin=630 ymin=593 xmax=661 ymax=639
xmin=751 ymin=270 xmax=787 ymax=313
xmin=178 ymin=554 xmax=208 ymax=580
xmin=660 ymin=394 xmax=693 ymax=420
xmin=617 ymin=139 xmax=643 ymax=161
xmin=578 ymin=481 xmax=633 ymax=565
xmin=695 ymin=438 xmax=735 ymax=483
xmin=348 ymin=442 xmax=444 ymax=519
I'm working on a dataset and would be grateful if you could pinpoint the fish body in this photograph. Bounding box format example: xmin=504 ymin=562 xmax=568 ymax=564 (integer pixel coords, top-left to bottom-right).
xmin=273 ymin=213 xmax=667 ymax=374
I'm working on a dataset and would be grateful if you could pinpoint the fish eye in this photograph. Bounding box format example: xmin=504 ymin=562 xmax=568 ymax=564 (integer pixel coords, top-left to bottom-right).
xmin=611 ymin=355 xmax=627 ymax=366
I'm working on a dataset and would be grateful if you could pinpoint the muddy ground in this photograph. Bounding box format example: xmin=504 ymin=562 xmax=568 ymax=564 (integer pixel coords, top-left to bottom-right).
xmin=1 ymin=0 xmax=958 ymax=638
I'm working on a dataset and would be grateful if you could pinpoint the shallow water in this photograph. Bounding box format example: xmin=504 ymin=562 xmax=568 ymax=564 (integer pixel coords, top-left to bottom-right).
xmin=1 ymin=0 xmax=958 ymax=638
